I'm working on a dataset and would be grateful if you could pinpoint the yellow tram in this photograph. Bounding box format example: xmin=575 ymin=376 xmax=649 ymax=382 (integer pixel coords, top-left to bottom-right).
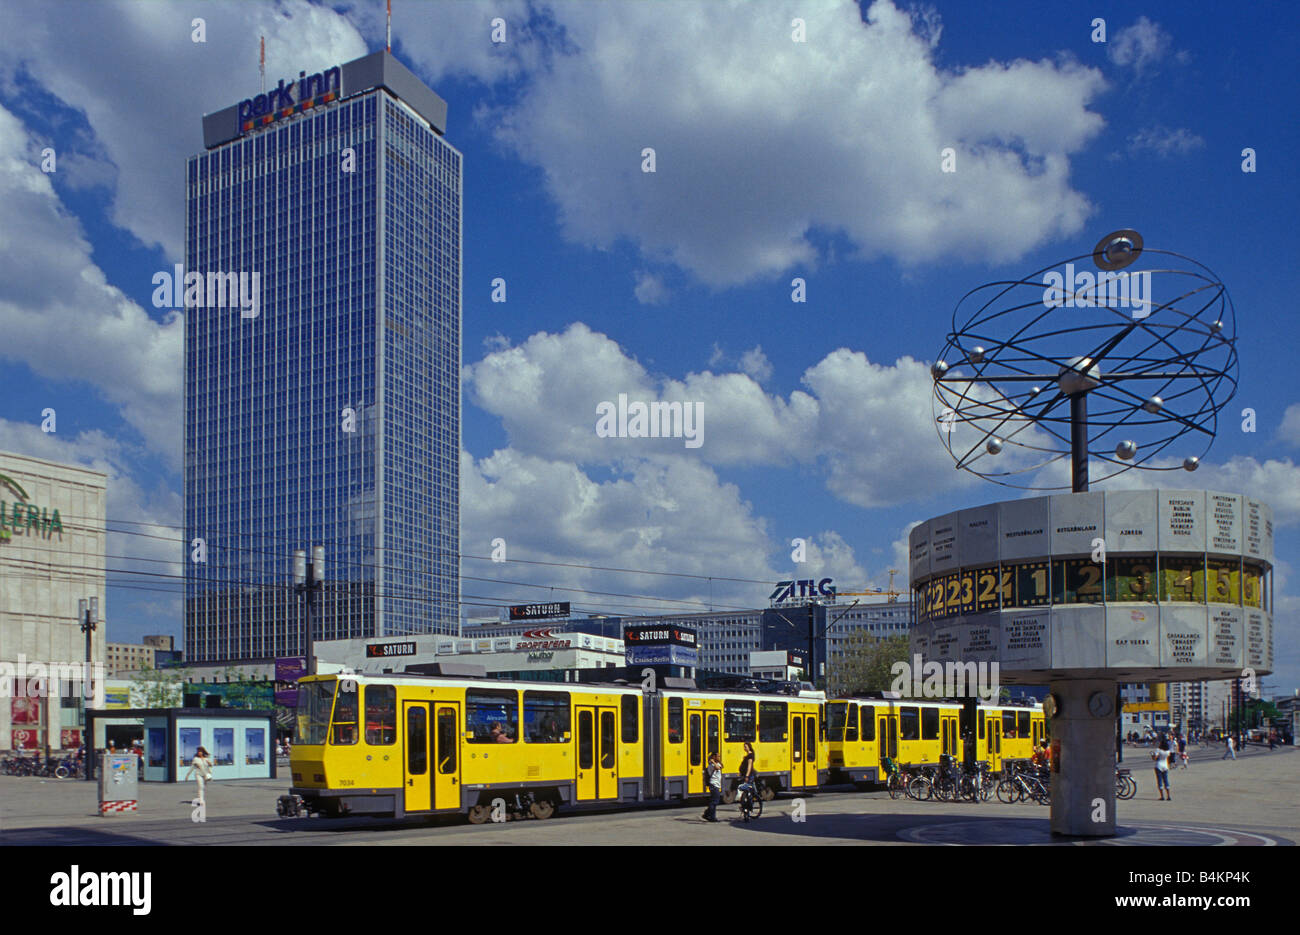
xmin=825 ymin=698 xmax=1045 ymax=783
xmin=287 ymin=672 xmax=827 ymax=821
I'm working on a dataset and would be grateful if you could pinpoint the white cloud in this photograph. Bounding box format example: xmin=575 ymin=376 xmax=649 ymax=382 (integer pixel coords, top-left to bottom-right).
xmin=1107 ymin=17 xmax=1174 ymax=75
xmin=1128 ymin=126 xmax=1205 ymax=157
xmin=465 ymin=323 xmax=1002 ymax=507
xmin=0 ymin=0 xmax=368 ymax=256
xmin=738 ymin=346 xmax=773 ymax=383
xmin=633 ymin=270 xmax=669 ymax=305
xmin=0 ymin=104 xmax=182 ymax=463
xmin=1278 ymin=403 xmax=1300 ymax=447
xmin=461 ymin=447 xmax=869 ymax=615
xmin=491 ymin=0 xmax=1105 ymax=287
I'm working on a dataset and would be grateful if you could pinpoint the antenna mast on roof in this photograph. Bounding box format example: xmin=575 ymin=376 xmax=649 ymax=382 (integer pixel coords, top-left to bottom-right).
xmin=259 ymin=36 xmax=265 ymax=93
xmin=387 ymin=0 xmax=392 ymax=52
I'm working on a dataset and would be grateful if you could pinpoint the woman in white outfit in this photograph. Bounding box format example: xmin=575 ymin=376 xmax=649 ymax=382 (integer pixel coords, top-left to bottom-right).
xmin=185 ymin=746 xmax=214 ymax=806
xmin=1151 ymin=739 xmax=1173 ymax=801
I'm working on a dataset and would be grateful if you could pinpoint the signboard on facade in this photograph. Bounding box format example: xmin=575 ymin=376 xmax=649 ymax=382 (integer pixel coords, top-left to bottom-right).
xmin=509 ymin=602 xmax=571 ymax=620
xmin=623 ymin=624 xmax=697 ymax=647
xmin=365 ymin=641 xmax=415 ymax=659
xmin=625 ymin=644 xmax=698 ymax=666
xmin=274 ymin=657 xmax=306 ymax=707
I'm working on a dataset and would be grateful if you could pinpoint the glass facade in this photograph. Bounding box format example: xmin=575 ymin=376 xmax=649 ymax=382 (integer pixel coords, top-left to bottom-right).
xmin=185 ymin=87 xmax=461 ymax=663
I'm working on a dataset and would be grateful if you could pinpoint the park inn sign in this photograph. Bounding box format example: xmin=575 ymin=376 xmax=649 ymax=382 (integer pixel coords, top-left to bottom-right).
xmin=0 ymin=473 xmax=64 ymax=542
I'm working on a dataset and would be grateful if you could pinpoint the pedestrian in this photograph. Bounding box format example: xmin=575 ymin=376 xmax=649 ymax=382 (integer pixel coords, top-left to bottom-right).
xmin=1222 ymin=735 xmax=1236 ymax=760
xmin=185 ymin=746 xmax=214 ymax=808
xmin=1152 ymin=738 xmax=1173 ymax=801
xmin=276 ymin=741 xmax=284 ymax=758
xmin=701 ymin=752 xmax=723 ymax=822
xmin=1176 ymin=732 xmax=1188 ymax=768
xmin=1268 ymin=732 xmax=1276 ymax=752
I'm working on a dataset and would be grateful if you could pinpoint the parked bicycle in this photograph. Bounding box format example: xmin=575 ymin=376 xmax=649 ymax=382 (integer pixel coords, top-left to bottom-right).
xmin=1115 ymin=767 xmax=1137 ymax=800
xmin=996 ymin=762 xmax=1050 ymax=805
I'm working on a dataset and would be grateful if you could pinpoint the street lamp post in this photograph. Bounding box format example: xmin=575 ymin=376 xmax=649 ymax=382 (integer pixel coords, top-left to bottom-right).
xmin=77 ymin=597 xmax=98 ymax=762
xmin=294 ymin=547 xmax=325 ymax=676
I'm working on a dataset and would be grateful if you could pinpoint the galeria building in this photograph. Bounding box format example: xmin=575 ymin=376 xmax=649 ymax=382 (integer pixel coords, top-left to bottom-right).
xmin=0 ymin=451 xmax=107 ymax=753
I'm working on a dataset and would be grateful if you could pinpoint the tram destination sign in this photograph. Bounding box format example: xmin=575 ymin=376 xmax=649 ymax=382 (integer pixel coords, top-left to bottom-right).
xmin=509 ymin=602 xmax=571 ymax=620
xmin=365 ymin=641 xmax=417 ymax=659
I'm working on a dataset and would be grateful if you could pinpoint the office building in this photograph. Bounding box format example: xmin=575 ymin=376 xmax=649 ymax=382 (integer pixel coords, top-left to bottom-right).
xmin=186 ymin=51 xmax=462 ymax=663
xmin=0 ymin=451 xmax=107 ymax=752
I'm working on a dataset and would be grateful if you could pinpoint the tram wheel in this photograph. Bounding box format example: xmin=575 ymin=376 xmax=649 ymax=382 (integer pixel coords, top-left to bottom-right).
xmin=721 ymin=788 xmax=737 ymax=805
xmin=467 ymin=804 xmax=492 ymax=824
xmin=530 ymin=800 xmax=555 ymax=820
xmin=759 ymin=783 xmax=776 ymax=802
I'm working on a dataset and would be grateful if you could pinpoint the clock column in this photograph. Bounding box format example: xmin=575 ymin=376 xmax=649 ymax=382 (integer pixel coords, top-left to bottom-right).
xmin=1049 ymin=679 xmax=1117 ymax=836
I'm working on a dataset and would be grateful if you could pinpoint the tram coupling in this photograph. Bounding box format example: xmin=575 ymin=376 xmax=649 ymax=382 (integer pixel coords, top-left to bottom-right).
xmin=276 ymin=794 xmax=309 ymax=818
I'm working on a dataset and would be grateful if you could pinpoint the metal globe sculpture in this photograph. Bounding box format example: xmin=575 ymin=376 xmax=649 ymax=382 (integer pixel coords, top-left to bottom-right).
xmin=931 ymin=230 xmax=1238 ymax=491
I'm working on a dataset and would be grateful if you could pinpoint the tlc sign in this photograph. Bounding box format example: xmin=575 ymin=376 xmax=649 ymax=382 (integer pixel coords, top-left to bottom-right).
xmin=238 ymin=66 xmax=341 ymax=134
xmin=769 ymin=578 xmax=836 ymax=603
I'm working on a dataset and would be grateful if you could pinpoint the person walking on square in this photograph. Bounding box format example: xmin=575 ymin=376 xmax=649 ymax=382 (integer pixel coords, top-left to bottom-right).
xmin=1222 ymin=735 xmax=1236 ymax=760
xmin=185 ymin=746 xmax=214 ymax=808
xmin=1176 ymin=732 xmax=1188 ymax=768
xmin=1152 ymin=738 xmax=1173 ymax=801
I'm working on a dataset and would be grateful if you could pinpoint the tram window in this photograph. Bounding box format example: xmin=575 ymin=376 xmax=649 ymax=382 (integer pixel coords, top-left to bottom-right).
xmin=827 ymin=703 xmax=847 ymax=742
xmin=296 ymin=680 xmax=335 ymax=745
xmin=1002 ymin=711 xmax=1016 ymax=738
xmin=523 ymin=691 xmax=570 ymax=743
xmin=689 ymin=715 xmax=701 ymax=766
xmin=668 ymin=697 xmax=683 ymax=743
xmin=407 ymin=706 xmax=427 ymax=775
xmin=621 ymin=695 xmax=638 ymax=743
xmin=724 ymin=701 xmax=756 ymax=743
xmin=805 ymin=717 xmax=816 ymax=763
xmin=759 ymin=701 xmax=787 ymax=743
xmin=921 ymin=708 xmax=939 ymax=741
xmin=364 ymin=685 xmax=396 ymax=745
xmin=466 ymin=689 xmax=519 ymax=743
xmin=578 ymin=710 xmax=594 ymax=769
xmin=600 ymin=711 xmax=616 ymax=769
xmin=859 ymin=706 xmax=875 ymax=741
xmin=1017 ymin=711 xmax=1030 ymax=737
xmin=900 ymin=707 xmax=920 ymax=741
xmin=978 ymin=710 xmax=985 ymax=740
xmin=437 ymin=708 xmax=457 ymax=774
xmin=845 ymin=703 xmax=857 ymax=742
xmin=792 ymin=718 xmax=802 ymax=761
xmin=330 ymin=685 xmax=358 ymax=745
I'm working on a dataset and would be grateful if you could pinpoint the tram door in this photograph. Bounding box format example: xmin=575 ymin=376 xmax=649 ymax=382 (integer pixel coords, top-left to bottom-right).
xmin=688 ymin=711 xmax=704 ymax=793
xmin=433 ymin=703 xmax=460 ymax=810
xmin=987 ymin=718 xmax=1002 ymax=773
xmin=403 ymin=702 xmax=431 ymax=813
xmin=790 ymin=712 xmax=817 ymax=788
xmin=879 ymin=715 xmax=898 ymax=765
xmin=576 ymin=706 xmax=619 ymax=801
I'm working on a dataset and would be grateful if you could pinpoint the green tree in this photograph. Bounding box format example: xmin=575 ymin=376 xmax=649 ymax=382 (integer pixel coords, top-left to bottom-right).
xmin=829 ymin=633 xmax=910 ymax=696
xmin=129 ymin=664 xmax=190 ymax=708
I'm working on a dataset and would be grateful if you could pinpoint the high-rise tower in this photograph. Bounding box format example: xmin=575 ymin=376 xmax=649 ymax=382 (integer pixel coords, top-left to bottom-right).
xmin=186 ymin=51 xmax=461 ymax=663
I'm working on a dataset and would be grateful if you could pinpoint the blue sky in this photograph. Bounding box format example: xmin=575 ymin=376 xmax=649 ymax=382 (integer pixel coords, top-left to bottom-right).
xmin=0 ymin=0 xmax=1297 ymax=693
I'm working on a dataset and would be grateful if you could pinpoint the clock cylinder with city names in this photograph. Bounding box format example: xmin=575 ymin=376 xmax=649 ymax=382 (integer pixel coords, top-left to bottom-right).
xmin=908 ymin=490 xmax=1273 ymax=683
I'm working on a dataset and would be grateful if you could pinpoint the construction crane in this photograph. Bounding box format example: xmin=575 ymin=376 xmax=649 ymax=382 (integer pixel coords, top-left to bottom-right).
xmin=836 ymin=570 xmax=906 ymax=603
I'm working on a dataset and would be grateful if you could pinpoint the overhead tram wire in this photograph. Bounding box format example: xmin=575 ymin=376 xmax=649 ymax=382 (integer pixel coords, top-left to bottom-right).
xmin=62 ymin=512 xmax=774 ymax=590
